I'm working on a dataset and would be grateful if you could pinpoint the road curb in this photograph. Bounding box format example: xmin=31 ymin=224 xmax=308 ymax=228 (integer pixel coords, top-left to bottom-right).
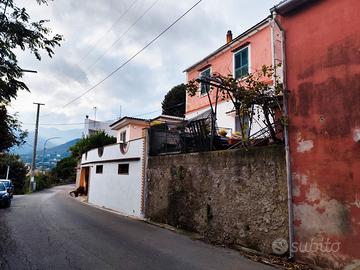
xmin=143 ymin=219 xmax=205 ymax=241
xmin=68 ymin=193 xmax=144 ymax=221
xmin=69 ymin=193 xmax=203 ymax=239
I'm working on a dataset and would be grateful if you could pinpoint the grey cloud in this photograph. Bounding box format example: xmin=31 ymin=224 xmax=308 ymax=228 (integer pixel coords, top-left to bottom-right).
xmin=51 ymin=59 xmax=89 ymax=84
xmin=13 ymin=0 xmax=280 ymax=130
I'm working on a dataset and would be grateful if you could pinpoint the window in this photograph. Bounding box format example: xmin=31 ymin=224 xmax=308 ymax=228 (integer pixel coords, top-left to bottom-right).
xmin=120 ymin=130 xmax=126 ymax=143
xmin=200 ymin=67 xmax=211 ymax=95
xmin=118 ymin=164 xmax=129 ymax=175
xmin=234 ymin=46 xmax=249 ymax=79
xmin=96 ymin=165 xmax=103 ymax=174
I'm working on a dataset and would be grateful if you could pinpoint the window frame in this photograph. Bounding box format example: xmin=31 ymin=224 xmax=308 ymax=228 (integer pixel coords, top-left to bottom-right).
xmin=233 ymin=45 xmax=251 ymax=80
xmin=118 ymin=163 xmax=129 ymax=175
xmin=95 ymin=165 xmax=103 ymax=174
xmin=119 ymin=130 xmax=127 ymax=143
xmin=199 ymin=67 xmax=212 ymax=97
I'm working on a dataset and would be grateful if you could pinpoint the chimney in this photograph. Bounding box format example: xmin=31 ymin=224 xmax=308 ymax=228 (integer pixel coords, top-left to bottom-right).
xmin=226 ymin=30 xmax=232 ymax=44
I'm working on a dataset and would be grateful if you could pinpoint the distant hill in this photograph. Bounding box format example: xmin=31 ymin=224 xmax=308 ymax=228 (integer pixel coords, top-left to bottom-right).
xmin=19 ymin=138 xmax=80 ymax=170
xmin=11 ymin=127 xmax=82 ymax=155
xmin=46 ymin=138 xmax=80 ymax=155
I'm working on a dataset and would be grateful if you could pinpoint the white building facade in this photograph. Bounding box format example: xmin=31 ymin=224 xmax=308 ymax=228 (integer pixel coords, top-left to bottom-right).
xmin=83 ymin=116 xmax=117 ymax=138
xmin=79 ymin=138 xmax=146 ymax=218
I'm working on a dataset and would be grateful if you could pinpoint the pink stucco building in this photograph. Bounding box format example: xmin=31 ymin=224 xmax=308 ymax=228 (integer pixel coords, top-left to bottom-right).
xmin=184 ymin=18 xmax=276 ymax=135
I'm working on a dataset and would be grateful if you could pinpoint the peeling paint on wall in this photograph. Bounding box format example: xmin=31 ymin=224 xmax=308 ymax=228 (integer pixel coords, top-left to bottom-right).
xmin=351 ymin=194 xmax=360 ymax=209
xmin=344 ymin=260 xmax=360 ymax=270
xmin=353 ymin=129 xmax=360 ymax=142
xmin=293 ymin=173 xmax=309 ymax=185
xmin=293 ymin=173 xmax=309 ymax=197
xmin=306 ymin=184 xmax=321 ymax=203
xmin=295 ymin=199 xmax=349 ymax=236
xmin=296 ymin=134 xmax=314 ymax=153
xmin=294 ymin=181 xmax=350 ymax=237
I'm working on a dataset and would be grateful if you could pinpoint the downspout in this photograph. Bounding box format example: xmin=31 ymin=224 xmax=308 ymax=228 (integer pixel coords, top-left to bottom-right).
xmin=272 ymin=12 xmax=295 ymax=260
xmin=142 ymin=128 xmax=150 ymax=219
xmin=270 ymin=18 xmax=276 ymax=79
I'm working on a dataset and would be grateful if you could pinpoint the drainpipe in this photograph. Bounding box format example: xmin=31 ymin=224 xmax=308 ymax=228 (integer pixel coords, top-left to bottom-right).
xmin=272 ymin=12 xmax=295 ymax=260
xmin=142 ymin=128 xmax=150 ymax=219
xmin=270 ymin=18 xmax=276 ymax=79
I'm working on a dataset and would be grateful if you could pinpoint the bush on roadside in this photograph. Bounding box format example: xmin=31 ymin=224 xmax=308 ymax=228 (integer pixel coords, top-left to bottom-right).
xmin=0 ymin=153 xmax=28 ymax=194
xmin=51 ymin=156 xmax=77 ymax=184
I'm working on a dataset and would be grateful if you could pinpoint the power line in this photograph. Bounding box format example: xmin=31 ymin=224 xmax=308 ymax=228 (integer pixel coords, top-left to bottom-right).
xmin=22 ymin=122 xmax=84 ymax=126
xmin=35 ymin=101 xmax=185 ymax=126
xmin=85 ymin=0 xmax=161 ymax=71
xmin=59 ymin=0 xmax=203 ymax=109
xmin=77 ymin=0 xmax=140 ymax=65
xmin=131 ymin=109 xmax=162 ymax=118
xmin=127 ymin=101 xmax=185 ymax=118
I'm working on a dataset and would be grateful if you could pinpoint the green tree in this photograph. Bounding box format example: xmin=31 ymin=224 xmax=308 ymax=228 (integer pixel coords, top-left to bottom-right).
xmin=161 ymin=84 xmax=186 ymax=117
xmin=0 ymin=106 xmax=27 ymax=150
xmin=0 ymin=0 xmax=63 ymax=151
xmin=70 ymin=131 xmax=117 ymax=160
xmin=51 ymin=156 xmax=77 ymax=183
xmin=0 ymin=153 xmax=28 ymax=194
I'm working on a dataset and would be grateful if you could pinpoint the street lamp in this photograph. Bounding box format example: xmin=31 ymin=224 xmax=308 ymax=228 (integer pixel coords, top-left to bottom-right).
xmin=42 ymin=137 xmax=61 ymax=173
xmin=21 ymin=69 xmax=38 ymax=74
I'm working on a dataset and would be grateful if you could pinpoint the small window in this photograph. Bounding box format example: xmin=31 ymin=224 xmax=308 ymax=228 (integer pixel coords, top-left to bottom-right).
xmin=200 ymin=67 xmax=211 ymax=95
xmin=118 ymin=164 xmax=129 ymax=175
xmin=120 ymin=131 xmax=127 ymax=143
xmin=96 ymin=165 xmax=103 ymax=174
xmin=234 ymin=47 xmax=249 ymax=79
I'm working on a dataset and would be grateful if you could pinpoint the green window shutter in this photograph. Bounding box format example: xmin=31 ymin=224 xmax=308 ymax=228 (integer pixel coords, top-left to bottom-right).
xmin=200 ymin=68 xmax=211 ymax=95
xmin=234 ymin=47 xmax=249 ymax=79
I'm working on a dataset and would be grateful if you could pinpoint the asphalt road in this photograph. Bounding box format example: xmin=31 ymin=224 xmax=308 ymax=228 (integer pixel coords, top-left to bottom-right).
xmin=0 ymin=185 xmax=277 ymax=270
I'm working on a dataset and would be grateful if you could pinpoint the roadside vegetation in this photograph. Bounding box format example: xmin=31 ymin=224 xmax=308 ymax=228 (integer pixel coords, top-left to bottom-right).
xmin=161 ymin=84 xmax=186 ymax=118
xmin=0 ymin=153 xmax=28 ymax=194
xmin=29 ymin=155 xmax=78 ymax=192
xmin=70 ymin=131 xmax=116 ymax=159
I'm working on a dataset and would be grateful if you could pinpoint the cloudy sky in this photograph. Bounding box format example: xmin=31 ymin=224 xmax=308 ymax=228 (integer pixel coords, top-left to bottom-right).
xmin=10 ymin=0 xmax=280 ymax=131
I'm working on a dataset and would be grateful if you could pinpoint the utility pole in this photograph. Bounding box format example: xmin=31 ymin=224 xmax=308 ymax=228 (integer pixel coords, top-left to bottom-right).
xmin=6 ymin=166 xmax=10 ymax=180
xmin=30 ymin=102 xmax=45 ymax=192
xmin=93 ymin=106 xmax=97 ymax=129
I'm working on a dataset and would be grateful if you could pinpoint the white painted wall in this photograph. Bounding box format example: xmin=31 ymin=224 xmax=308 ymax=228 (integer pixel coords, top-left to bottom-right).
xmin=83 ymin=118 xmax=117 ymax=137
xmin=116 ymin=125 xmax=130 ymax=143
xmin=81 ymin=139 xmax=145 ymax=218
xmin=185 ymin=101 xmax=236 ymax=133
xmin=185 ymin=101 xmax=267 ymax=137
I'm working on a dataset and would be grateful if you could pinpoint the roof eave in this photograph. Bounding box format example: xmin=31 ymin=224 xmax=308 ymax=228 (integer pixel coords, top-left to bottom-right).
xmin=110 ymin=116 xmax=149 ymax=129
xmin=270 ymin=0 xmax=317 ymax=15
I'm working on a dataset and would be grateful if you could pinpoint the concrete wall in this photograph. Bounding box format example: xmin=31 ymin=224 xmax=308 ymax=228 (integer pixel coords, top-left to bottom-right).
xmin=81 ymin=138 xmax=145 ymax=218
xmin=279 ymin=0 xmax=360 ymax=268
xmin=147 ymin=146 xmax=288 ymax=254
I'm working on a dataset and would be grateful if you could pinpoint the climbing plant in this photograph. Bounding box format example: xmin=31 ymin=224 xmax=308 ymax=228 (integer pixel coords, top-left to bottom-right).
xmin=186 ymin=64 xmax=285 ymax=144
